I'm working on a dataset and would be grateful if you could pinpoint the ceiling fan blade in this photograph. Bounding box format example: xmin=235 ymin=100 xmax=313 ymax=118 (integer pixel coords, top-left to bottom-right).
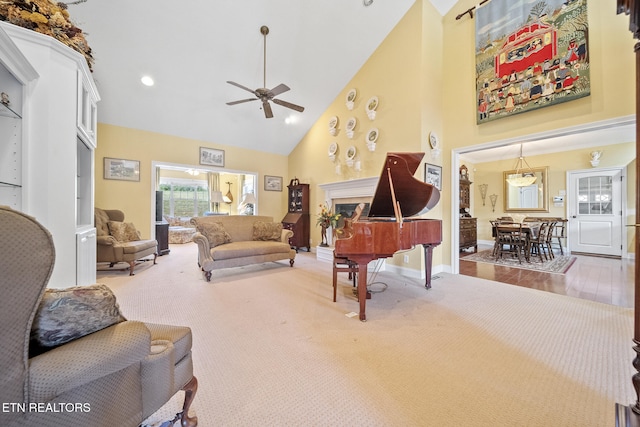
xmin=262 ymin=101 xmax=273 ymax=118
xmin=227 ymin=81 xmax=257 ymax=95
xmin=226 ymin=98 xmax=258 ymax=106
xmin=272 ymin=98 xmax=305 ymax=113
xmin=269 ymin=83 xmax=290 ymax=97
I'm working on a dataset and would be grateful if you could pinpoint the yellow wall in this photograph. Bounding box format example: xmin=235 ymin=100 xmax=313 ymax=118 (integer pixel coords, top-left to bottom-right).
xmin=288 ymin=1 xmax=444 ymax=271
xmin=95 ymin=124 xmax=288 ymax=237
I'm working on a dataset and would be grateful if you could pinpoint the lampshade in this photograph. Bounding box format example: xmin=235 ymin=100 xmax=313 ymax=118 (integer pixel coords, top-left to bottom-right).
xmin=210 ymin=191 xmax=225 ymax=203
xmin=506 ymin=144 xmax=537 ymax=187
xmin=241 ymin=193 xmax=257 ymax=205
xmin=506 ymin=173 xmax=537 ymax=187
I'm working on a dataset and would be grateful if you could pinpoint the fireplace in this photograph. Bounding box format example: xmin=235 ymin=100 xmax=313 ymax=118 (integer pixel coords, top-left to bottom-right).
xmin=316 ymin=177 xmax=378 ymax=262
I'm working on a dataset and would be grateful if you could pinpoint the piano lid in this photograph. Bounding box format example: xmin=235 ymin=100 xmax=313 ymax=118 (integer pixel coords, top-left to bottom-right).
xmin=367 ymin=152 xmax=441 ymax=219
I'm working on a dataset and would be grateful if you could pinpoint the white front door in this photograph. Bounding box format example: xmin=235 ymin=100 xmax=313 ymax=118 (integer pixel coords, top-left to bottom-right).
xmin=568 ymin=168 xmax=623 ymax=257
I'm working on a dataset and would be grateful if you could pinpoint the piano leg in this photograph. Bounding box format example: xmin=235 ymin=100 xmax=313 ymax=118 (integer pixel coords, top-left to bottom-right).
xmin=422 ymin=244 xmax=435 ymax=290
xmin=357 ymin=262 xmax=370 ymax=322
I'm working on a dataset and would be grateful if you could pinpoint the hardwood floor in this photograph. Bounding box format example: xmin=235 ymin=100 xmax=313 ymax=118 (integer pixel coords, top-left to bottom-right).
xmin=459 ymin=244 xmax=635 ymax=308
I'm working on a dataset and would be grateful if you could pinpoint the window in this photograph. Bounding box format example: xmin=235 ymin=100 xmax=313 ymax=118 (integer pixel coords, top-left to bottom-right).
xmin=159 ymin=178 xmax=209 ymax=218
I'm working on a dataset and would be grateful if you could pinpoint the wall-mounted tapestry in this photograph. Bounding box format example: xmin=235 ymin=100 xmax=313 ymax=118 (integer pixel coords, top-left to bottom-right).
xmin=475 ymin=0 xmax=589 ymax=124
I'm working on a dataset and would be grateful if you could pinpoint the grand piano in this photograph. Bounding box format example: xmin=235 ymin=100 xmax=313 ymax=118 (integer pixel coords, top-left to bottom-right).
xmin=334 ymin=152 xmax=442 ymax=321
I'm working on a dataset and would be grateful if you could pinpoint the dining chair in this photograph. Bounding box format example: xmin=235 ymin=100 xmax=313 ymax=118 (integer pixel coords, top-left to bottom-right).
xmin=529 ymin=221 xmax=550 ymax=262
xmin=551 ymin=219 xmax=567 ymax=255
xmin=495 ymin=224 xmax=527 ymax=264
xmin=545 ymin=220 xmax=558 ymax=259
xmin=489 ymin=220 xmax=500 ymax=256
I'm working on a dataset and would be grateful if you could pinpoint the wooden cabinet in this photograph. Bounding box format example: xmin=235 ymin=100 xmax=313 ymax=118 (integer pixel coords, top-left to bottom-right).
xmin=460 ymin=217 xmax=477 ymax=253
xmin=460 ymin=178 xmax=472 ymax=210
xmin=282 ymin=182 xmax=310 ymax=252
xmin=155 ymin=221 xmax=170 ymax=256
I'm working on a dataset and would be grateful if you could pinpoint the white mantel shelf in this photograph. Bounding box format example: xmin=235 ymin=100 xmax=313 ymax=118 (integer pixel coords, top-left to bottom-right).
xmin=318 ymin=176 xmax=379 ymax=202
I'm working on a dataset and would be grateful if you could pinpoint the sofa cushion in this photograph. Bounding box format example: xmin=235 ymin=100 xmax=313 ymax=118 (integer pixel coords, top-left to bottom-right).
xmin=108 ymin=221 xmax=142 ymax=242
xmin=210 ymin=241 xmax=291 ymax=261
xmin=30 ymin=284 xmax=126 ymax=350
xmin=252 ymin=221 xmax=283 ymax=241
xmin=199 ymin=222 xmax=232 ymax=248
xmin=119 ymin=239 xmax=157 ymax=254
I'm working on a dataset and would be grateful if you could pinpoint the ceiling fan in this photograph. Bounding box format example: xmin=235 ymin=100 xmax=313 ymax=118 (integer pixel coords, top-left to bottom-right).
xmin=226 ymin=26 xmax=305 ymax=119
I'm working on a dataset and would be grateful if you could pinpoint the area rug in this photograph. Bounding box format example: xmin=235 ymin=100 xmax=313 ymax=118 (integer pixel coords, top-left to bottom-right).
xmin=462 ymin=249 xmax=577 ymax=274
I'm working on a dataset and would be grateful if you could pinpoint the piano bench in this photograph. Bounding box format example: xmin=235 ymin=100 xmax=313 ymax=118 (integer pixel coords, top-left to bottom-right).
xmin=332 ymin=256 xmax=359 ymax=302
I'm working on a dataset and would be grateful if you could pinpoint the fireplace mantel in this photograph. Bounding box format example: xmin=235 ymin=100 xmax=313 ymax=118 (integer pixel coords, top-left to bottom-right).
xmin=318 ymin=177 xmax=378 ymax=202
xmin=316 ymin=177 xmax=379 ymax=262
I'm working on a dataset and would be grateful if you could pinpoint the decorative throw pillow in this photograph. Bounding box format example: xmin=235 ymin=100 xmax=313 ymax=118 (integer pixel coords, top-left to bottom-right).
xmin=253 ymin=221 xmax=282 ymax=241
xmin=198 ymin=222 xmax=232 ymax=248
xmin=30 ymin=284 xmax=126 ymax=350
xmin=108 ymin=221 xmax=142 ymax=242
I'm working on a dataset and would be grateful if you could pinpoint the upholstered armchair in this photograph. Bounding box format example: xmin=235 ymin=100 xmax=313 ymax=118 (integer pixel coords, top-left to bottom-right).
xmin=0 ymin=206 xmax=198 ymax=427
xmin=95 ymin=207 xmax=158 ymax=275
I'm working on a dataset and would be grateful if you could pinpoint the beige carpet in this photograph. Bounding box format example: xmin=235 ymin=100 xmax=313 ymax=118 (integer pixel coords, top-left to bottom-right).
xmin=98 ymin=243 xmax=635 ymax=426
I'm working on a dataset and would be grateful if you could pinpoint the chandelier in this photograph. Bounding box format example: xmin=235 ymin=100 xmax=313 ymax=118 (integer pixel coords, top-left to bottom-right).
xmin=506 ymin=145 xmax=537 ymax=187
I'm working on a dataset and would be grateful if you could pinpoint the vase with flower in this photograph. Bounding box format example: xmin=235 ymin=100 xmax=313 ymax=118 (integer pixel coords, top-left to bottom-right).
xmin=316 ymin=203 xmax=341 ymax=247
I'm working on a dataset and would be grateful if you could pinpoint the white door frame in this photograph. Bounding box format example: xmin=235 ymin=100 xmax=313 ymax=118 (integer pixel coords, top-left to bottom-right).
xmin=565 ymin=166 xmax=628 ymax=258
xmin=451 ymin=115 xmax=635 ymax=273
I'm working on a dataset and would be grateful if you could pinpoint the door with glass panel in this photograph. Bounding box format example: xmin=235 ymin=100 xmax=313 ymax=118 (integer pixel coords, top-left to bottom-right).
xmin=568 ymin=168 xmax=623 ymax=257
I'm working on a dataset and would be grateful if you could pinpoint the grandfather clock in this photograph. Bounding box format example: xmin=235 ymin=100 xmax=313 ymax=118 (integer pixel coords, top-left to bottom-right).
xmin=459 ymin=165 xmax=477 ymax=253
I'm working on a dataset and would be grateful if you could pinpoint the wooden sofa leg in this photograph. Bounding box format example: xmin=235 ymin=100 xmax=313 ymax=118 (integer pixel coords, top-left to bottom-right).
xmin=129 ymin=261 xmax=135 ymax=276
xmin=153 ymin=253 xmax=158 ymax=264
xmin=180 ymin=376 xmax=198 ymax=427
xmin=204 ymin=271 xmax=212 ymax=282
xmin=289 ymin=259 xmax=294 ymax=267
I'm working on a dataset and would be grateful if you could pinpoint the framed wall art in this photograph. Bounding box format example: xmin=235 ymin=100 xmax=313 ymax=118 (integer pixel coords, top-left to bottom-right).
xmin=199 ymin=147 xmax=225 ymax=167
xmin=104 ymin=157 xmax=140 ymax=182
xmin=264 ymin=175 xmax=283 ymax=192
xmin=424 ymin=163 xmax=442 ymax=191
xmin=475 ymin=0 xmax=589 ymax=124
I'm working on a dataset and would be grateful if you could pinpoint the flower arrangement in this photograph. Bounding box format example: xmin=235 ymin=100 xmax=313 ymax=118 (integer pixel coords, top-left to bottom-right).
xmin=0 ymin=0 xmax=93 ymax=70
xmin=316 ymin=203 xmax=340 ymax=229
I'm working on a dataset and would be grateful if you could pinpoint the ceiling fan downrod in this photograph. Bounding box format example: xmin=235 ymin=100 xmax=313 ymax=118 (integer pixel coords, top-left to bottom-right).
xmin=261 ymin=25 xmax=269 ymax=89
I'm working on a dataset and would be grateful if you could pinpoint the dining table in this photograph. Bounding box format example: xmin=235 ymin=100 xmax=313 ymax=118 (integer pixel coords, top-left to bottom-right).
xmin=491 ymin=221 xmax=542 ymax=262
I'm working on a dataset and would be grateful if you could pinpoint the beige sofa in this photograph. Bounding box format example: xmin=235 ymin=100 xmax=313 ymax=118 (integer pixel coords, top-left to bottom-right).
xmin=191 ymin=215 xmax=296 ymax=282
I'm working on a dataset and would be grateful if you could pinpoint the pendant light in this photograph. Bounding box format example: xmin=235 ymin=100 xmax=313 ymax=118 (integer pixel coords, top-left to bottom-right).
xmin=506 ymin=144 xmax=537 ymax=187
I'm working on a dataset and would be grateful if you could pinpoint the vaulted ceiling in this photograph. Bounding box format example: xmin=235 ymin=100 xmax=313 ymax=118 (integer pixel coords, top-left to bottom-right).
xmin=69 ymin=1 xmax=459 ymax=156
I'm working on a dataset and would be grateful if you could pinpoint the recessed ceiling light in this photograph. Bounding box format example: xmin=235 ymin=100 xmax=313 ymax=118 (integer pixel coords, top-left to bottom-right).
xmin=141 ymin=76 xmax=154 ymax=87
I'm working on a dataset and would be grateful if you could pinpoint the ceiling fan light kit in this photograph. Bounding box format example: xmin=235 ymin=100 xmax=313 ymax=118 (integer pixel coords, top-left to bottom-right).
xmin=226 ymin=26 xmax=305 ymax=119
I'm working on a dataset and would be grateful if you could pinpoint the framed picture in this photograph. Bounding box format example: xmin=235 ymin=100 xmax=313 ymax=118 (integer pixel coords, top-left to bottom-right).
xmin=199 ymin=147 xmax=225 ymax=167
xmin=104 ymin=157 xmax=140 ymax=182
xmin=424 ymin=163 xmax=442 ymax=191
xmin=264 ymin=175 xmax=283 ymax=192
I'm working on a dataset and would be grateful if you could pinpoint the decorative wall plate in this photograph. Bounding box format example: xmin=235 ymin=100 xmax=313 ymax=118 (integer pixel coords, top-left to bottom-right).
xmin=328 ymin=116 xmax=338 ymax=129
xmin=429 ymin=131 xmax=440 ymax=149
xmin=346 ymin=145 xmax=357 ymax=161
xmin=346 ymin=89 xmax=357 ymax=104
xmin=328 ymin=142 xmax=338 ymax=156
xmin=346 ymin=117 xmax=357 ymax=131
xmin=366 ymin=128 xmax=379 ymax=143
xmin=366 ymin=96 xmax=378 ymax=113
